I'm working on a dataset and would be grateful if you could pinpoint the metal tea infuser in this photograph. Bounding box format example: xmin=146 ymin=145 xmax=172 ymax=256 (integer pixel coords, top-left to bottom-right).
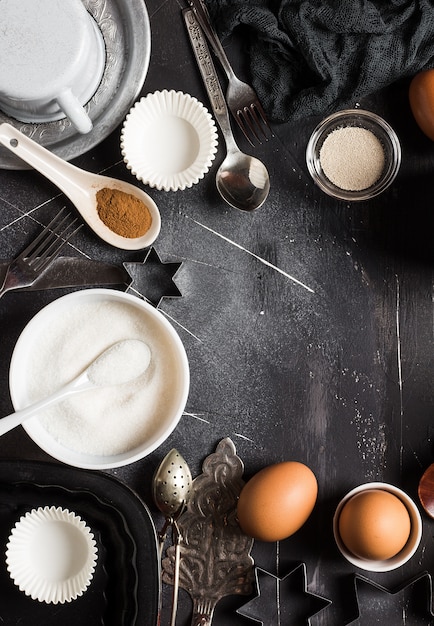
xmin=152 ymin=448 xmax=192 ymax=626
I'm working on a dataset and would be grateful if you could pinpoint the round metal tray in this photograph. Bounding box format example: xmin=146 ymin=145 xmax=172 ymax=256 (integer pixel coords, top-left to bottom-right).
xmin=0 ymin=0 xmax=151 ymax=169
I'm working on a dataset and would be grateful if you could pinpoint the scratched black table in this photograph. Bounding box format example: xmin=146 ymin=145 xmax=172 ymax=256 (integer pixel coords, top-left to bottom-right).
xmin=0 ymin=1 xmax=433 ymax=625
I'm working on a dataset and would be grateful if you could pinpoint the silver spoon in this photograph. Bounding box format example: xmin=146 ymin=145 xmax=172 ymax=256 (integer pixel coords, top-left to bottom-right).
xmin=0 ymin=339 xmax=151 ymax=437
xmin=0 ymin=123 xmax=161 ymax=250
xmin=153 ymin=448 xmax=192 ymax=626
xmin=184 ymin=9 xmax=270 ymax=212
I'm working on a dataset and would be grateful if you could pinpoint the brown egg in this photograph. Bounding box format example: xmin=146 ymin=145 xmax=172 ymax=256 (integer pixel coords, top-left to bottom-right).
xmin=409 ymin=69 xmax=434 ymax=141
xmin=338 ymin=489 xmax=411 ymax=561
xmin=237 ymin=461 xmax=318 ymax=541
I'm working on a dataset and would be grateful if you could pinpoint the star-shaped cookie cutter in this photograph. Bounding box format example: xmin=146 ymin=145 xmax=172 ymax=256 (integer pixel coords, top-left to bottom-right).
xmin=123 ymin=246 xmax=182 ymax=307
xmin=346 ymin=571 xmax=434 ymax=624
xmin=237 ymin=562 xmax=331 ymax=626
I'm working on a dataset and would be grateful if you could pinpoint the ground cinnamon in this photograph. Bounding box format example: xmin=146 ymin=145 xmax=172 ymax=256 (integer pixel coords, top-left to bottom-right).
xmin=96 ymin=187 xmax=152 ymax=238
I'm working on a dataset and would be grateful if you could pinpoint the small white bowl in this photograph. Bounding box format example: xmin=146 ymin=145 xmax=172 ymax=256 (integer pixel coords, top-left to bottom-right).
xmin=333 ymin=482 xmax=422 ymax=572
xmin=9 ymin=289 xmax=190 ymax=470
xmin=121 ymin=90 xmax=218 ymax=191
xmin=6 ymin=506 xmax=98 ymax=604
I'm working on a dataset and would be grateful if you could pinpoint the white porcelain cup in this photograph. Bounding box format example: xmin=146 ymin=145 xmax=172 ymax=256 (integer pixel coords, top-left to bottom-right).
xmin=333 ymin=482 xmax=422 ymax=572
xmin=0 ymin=0 xmax=106 ymax=134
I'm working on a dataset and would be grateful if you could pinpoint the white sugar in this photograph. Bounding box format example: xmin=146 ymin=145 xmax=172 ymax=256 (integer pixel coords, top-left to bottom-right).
xmin=87 ymin=339 xmax=151 ymax=387
xmin=24 ymin=300 xmax=181 ymax=456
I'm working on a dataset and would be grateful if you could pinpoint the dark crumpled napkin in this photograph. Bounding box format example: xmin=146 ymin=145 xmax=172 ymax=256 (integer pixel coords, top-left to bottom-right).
xmin=206 ymin=0 xmax=434 ymax=123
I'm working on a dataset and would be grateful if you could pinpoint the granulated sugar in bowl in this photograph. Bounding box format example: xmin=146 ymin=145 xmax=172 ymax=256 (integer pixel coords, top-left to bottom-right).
xmin=9 ymin=289 xmax=190 ymax=469
xmin=306 ymin=109 xmax=401 ymax=201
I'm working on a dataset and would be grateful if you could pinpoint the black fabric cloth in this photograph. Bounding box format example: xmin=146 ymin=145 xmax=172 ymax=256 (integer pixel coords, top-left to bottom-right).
xmin=206 ymin=0 xmax=434 ymax=123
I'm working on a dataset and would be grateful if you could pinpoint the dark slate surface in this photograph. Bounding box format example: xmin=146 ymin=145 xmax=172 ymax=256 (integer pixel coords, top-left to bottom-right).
xmin=0 ymin=1 xmax=433 ymax=624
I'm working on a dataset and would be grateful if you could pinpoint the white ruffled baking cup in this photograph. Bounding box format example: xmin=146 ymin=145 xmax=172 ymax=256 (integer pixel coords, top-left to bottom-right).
xmin=5 ymin=506 xmax=98 ymax=604
xmin=121 ymin=90 xmax=218 ymax=191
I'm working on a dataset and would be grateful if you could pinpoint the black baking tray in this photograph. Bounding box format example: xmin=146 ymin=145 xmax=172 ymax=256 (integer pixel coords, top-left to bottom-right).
xmin=0 ymin=460 xmax=159 ymax=626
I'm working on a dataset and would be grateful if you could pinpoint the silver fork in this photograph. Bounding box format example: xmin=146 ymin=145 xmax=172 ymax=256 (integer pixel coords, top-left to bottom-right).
xmin=0 ymin=209 xmax=82 ymax=299
xmin=187 ymin=0 xmax=273 ymax=146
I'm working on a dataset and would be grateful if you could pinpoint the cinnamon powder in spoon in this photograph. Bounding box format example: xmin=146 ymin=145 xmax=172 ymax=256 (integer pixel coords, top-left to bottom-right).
xmin=96 ymin=187 xmax=152 ymax=238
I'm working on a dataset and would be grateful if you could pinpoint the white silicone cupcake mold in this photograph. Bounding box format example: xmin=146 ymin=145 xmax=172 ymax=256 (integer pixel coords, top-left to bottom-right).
xmin=121 ymin=90 xmax=218 ymax=191
xmin=5 ymin=506 xmax=98 ymax=603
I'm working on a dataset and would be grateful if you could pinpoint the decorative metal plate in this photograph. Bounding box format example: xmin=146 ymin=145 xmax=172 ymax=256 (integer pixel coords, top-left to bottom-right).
xmin=0 ymin=459 xmax=159 ymax=625
xmin=0 ymin=0 xmax=151 ymax=169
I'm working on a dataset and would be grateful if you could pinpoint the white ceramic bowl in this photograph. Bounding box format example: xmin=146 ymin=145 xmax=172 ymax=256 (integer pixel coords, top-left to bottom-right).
xmin=9 ymin=289 xmax=190 ymax=469
xmin=306 ymin=109 xmax=401 ymax=201
xmin=6 ymin=506 xmax=98 ymax=604
xmin=333 ymin=482 xmax=422 ymax=572
xmin=121 ymin=90 xmax=218 ymax=191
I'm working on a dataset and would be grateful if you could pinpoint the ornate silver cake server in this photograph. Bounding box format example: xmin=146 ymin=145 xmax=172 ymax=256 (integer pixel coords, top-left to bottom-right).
xmin=162 ymin=437 xmax=254 ymax=626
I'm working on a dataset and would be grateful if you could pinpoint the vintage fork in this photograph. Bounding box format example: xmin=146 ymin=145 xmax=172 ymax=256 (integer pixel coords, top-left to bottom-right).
xmin=0 ymin=209 xmax=82 ymax=299
xmin=187 ymin=0 xmax=273 ymax=146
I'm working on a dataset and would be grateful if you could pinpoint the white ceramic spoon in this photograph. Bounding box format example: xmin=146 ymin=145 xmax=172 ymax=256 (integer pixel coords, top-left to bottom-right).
xmin=0 ymin=339 xmax=151 ymax=437
xmin=0 ymin=123 xmax=161 ymax=250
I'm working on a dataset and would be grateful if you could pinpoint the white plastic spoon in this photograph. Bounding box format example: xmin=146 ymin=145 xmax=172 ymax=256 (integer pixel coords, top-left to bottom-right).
xmin=0 ymin=339 xmax=151 ymax=437
xmin=0 ymin=123 xmax=161 ymax=250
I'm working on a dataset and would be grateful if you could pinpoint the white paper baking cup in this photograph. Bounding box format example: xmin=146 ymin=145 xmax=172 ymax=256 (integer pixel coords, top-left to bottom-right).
xmin=6 ymin=506 xmax=98 ymax=603
xmin=121 ymin=90 xmax=218 ymax=191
